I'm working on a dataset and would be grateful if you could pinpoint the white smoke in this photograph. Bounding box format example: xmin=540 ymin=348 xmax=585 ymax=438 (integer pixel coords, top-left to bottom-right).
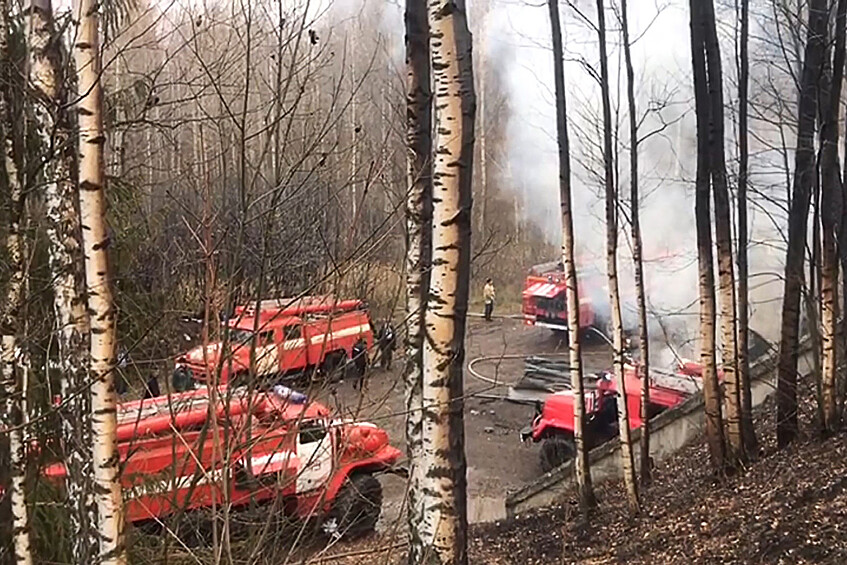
xmin=484 ymin=0 xmax=788 ymax=358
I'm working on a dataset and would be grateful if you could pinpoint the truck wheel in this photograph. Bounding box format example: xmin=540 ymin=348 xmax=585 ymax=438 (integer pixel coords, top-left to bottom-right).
xmin=321 ymin=351 xmax=346 ymax=382
xmin=540 ymin=436 xmax=575 ymax=472
xmin=328 ymin=473 xmax=382 ymax=539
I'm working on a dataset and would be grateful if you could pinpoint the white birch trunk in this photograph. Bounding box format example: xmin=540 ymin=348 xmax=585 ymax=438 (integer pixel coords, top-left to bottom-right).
xmin=818 ymin=0 xmax=847 ymax=434
xmin=1 ymin=172 xmax=33 ymax=565
xmin=419 ymin=0 xmax=475 ymax=561
xmin=404 ymin=0 xmax=433 ymax=561
xmin=548 ymin=0 xmax=595 ymax=511
xmin=72 ymin=0 xmax=126 ymax=561
xmin=620 ymin=0 xmax=651 ymax=487
xmin=1 ymin=3 xmax=33 ymax=560
xmin=27 ymin=1 xmax=96 ymax=559
xmin=596 ymin=0 xmax=638 ymax=511
xmin=702 ymin=0 xmax=742 ymax=461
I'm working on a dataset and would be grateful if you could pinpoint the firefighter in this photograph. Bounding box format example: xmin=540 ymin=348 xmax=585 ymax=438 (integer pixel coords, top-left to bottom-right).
xmin=377 ymin=321 xmax=396 ymax=370
xmin=143 ymin=375 xmax=161 ymax=399
xmin=351 ymin=338 xmax=368 ymax=388
xmin=483 ymin=278 xmax=496 ymax=321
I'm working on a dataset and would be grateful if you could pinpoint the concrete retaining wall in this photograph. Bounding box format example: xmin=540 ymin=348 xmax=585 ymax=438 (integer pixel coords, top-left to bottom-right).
xmin=504 ymin=337 xmax=814 ymax=518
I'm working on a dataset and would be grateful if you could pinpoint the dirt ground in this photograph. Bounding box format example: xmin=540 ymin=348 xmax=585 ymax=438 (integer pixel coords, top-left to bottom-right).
xmin=464 ymin=393 xmax=847 ymax=565
xmin=313 ymin=315 xmax=612 ymax=536
xmin=305 ymin=369 xmax=847 ymax=565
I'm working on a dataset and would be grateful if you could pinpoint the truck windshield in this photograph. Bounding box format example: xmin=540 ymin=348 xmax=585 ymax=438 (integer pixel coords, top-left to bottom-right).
xmin=300 ymin=420 xmax=327 ymax=444
xmin=227 ymin=329 xmax=274 ymax=347
xmin=227 ymin=329 xmax=256 ymax=346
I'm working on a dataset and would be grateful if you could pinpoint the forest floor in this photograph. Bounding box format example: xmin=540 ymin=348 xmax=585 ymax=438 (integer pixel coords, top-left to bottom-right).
xmin=310 ymin=364 xmax=847 ymax=564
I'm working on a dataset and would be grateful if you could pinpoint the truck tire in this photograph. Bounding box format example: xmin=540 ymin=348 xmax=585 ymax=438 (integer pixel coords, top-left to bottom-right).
xmin=321 ymin=351 xmax=347 ymax=382
xmin=540 ymin=436 xmax=575 ymax=473
xmin=328 ymin=473 xmax=382 ymax=539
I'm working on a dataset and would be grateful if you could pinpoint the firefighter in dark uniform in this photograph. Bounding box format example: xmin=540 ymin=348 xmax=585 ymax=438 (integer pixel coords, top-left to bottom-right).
xmin=143 ymin=374 xmax=161 ymax=399
xmin=377 ymin=321 xmax=396 ymax=370
xmin=351 ymin=338 xmax=368 ymax=389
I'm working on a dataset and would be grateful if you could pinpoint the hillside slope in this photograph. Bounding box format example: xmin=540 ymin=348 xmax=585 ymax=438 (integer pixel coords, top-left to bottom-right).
xmin=471 ymin=396 xmax=847 ymax=564
xmin=312 ymin=395 xmax=847 ymax=564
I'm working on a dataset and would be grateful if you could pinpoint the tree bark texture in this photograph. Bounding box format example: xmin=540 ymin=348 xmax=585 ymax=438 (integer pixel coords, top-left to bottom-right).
xmin=689 ymin=0 xmax=726 ymax=471
xmin=702 ymin=0 xmax=743 ymax=462
xmin=596 ymin=0 xmax=638 ymax=511
xmin=736 ymin=0 xmax=758 ymax=455
xmin=0 ymin=170 xmax=32 ymax=565
xmin=548 ymin=0 xmax=595 ymax=511
xmin=621 ymin=0 xmax=651 ymax=485
xmin=419 ymin=0 xmax=475 ymax=561
xmin=404 ymin=0 xmax=434 ymax=561
xmin=776 ymin=0 xmax=827 ymax=448
xmin=1 ymin=83 xmax=34 ymax=565
xmin=1 ymin=2 xmax=33 ymax=560
xmin=73 ymin=0 xmax=127 ymax=561
xmin=27 ymin=0 xmax=96 ymax=560
xmin=818 ymin=0 xmax=847 ymax=434
xmin=620 ymin=0 xmax=651 ymax=487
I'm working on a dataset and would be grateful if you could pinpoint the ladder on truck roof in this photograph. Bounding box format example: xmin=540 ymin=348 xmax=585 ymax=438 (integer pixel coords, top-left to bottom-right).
xmin=116 ymin=385 xmax=310 ymax=441
xmin=116 ymin=387 xmax=256 ymax=441
xmin=233 ymin=296 xmax=363 ymax=318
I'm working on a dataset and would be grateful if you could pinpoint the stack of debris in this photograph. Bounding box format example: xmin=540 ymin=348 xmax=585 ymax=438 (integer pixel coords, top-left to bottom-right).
xmin=507 ymin=356 xmax=603 ymax=404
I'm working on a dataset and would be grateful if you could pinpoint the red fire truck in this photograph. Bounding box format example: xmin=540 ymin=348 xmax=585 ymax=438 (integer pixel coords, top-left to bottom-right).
xmin=521 ymin=261 xmax=608 ymax=333
xmin=521 ymin=360 xmax=697 ymax=471
xmin=43 ymin=385 xmax=403 ymax=538
xmin=172 ymin=297 xmax=374 ymax=391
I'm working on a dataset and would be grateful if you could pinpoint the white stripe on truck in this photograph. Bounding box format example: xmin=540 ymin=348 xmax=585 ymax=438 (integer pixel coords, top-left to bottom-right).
xmin=309 ymin=324 xmax=371 ymax=345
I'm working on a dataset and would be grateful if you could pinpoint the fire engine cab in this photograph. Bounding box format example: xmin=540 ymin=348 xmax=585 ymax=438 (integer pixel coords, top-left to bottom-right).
xmin=172 ymin=296 xmax=374 ymax=391
xmin=43 ymin=385 xmax=403 ymax=538
xmin=521 ymin=262 xmax=607 ymax=333
xmin=522 ymin=362 xmax=695 ymax=471
xmin=521 ymin=330 xmax=771 ymax=472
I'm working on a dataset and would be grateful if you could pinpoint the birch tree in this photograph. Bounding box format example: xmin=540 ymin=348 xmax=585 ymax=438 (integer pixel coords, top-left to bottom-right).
xmin=618 ymin=0 xmax=650 ymax=487
xmin=689 ymin=0 xmax=726 ymax=471
xmin=27 ymin=0 xmax=95 ymax=558
xmin=0 ymin=150 xmax=32 ymax=565
xmin=776 ymin=0 xmax=827 ymax=447
xmin=1 ymin=5 xmax=33 ymax=558
xmin=73 ymin=0 xmax=126 ymax=560
xmin=418 ymin=0 xmax=475 ymax=560
xmin=736 ymin=0 xmax=757 ymax=455
xmin=702 ymin=0 xmax=743 ymax=462
xmin=818 ymin=0 xmax=846 ymax=434
xmin=404 ymin=0 xmax=433 ymax=560
xmin=596 ymin=0 xmax=638 ymax=510
xmin=547 ymin=0 xmax=595 ymax=510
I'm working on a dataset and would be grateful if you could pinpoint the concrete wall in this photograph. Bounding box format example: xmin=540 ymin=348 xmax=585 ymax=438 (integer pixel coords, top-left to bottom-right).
xmin=504 ymin=337 xmax=814 ymax=518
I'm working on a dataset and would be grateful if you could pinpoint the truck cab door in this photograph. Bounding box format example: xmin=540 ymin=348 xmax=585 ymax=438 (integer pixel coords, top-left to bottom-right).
xmin=295 ymin=418 xmax=334 ymax=493
xmin=254 ymin=331 xmax=279 ymax=377
xmin=279 ymin=323 xmax=307 ymax=372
